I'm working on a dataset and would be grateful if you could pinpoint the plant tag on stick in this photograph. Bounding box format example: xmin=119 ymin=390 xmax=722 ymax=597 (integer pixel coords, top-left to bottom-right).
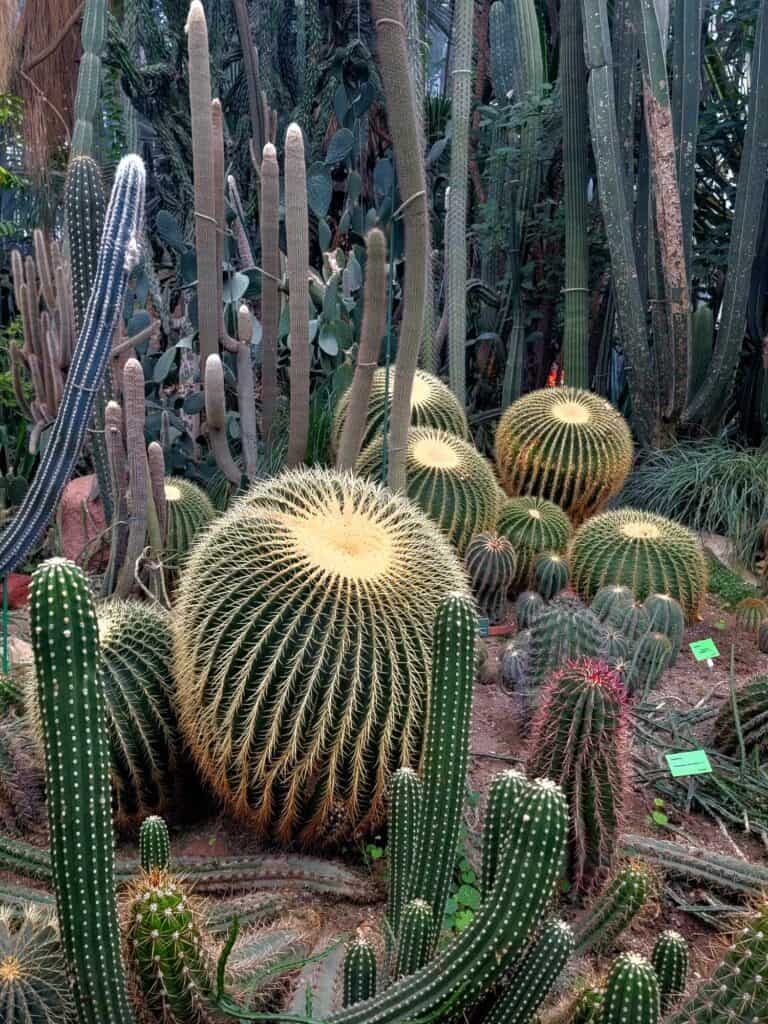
xmin=665 ymin=750 xmax=713 ymax=778
xmin=689 ymin=638 xmax=719 ymax=668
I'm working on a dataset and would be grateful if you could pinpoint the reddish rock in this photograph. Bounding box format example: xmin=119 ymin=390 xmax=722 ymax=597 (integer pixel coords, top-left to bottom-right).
xmin=56 ymin=475 xmax=109 ymax=572
xmin=4 ymin=574 xmax=30 ymax=609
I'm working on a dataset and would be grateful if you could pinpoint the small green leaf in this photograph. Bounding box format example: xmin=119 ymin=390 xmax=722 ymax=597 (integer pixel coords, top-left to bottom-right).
xmin=318 ymin=322 xmax=340 ymax=357
xmin=651 ymin=810 xmax=669 ymax=825
xmin=307 ymin=162 xmax=333 ymax=218
xmin=444 ymin=897 xmax=458 ymax=916
xmin=454 ymin=910 xmax=474 ymax=932
xmin=455 ymin=885 xmax=480 ymax=910
xmin=153 ymin=346 xmax=177 ymax=383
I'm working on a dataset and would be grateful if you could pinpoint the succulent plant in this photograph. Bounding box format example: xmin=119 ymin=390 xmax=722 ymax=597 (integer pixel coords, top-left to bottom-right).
xmin=527 ymin=596 xmax=606 ymax=684
xmin=500 ymin=633 xmax=531 ymax=714
xmin=516 ymin=590 xmax=545 ymax=628
xmin=605 ymin=600 xmax=652 ymax=647
xmin=712 ymin=674 xmax=768 ymax=760
xmin=387 ymin=767 xmax=422 ymax=940
xmin=532 ymin=551 xmax=570 ymax=599
xmin=343 ymin=937 xmax=377 ymax=1007
xmin=574 ymin=862 xmax=651 ymax=955
xmin=139 ymin=815 xmax=171 ymax=873
xmin=591 ymin=585 xmax=635 ymax=622
xmin=527 ymin=658 xmax=629 ymax=892
xmin=163 ymin=477 xmax=216 ymax=575
xmin=643 ymin=593 xmax=685 ymax=664
xmin=497 ymin=495 xmax=572 ymax=585
xmin=173 ymin=467 xmax=467 ymax=846
xmin=624 ymin=631 xmax=672 ymax=697
xmin=569 ymin=509 xmax=708 ymax=620
xmin=495 ymin=387 xmax=633 ymax=524
xmin=600 ymin=952 xmax=660 ymax=1024
xmin=0 ymin=712 xmax=45 ymax=835
xmin=394 ymin=899 xmax=433 ymax=979
xmin=734 ymin=597 xmax=768 ymax=633
xmin=465 ymin=532 xmax=517 ymax=622
xmin=332 ymin=368 xmax=468 ymax=458
xmin=481 ymin=768 xmax=529 ymax=900
xmin=569 ymin=984 xmax=605 ymax=1023
xmin=0 ymin=903 xmax=75 ymax=1023
xmin=651 ymin=929 xmax=688 ymax=1010
xmin=356 ymin=427 xmax=499 ymax=555
xmin=599 ymin=625 xmax=630 ymax=664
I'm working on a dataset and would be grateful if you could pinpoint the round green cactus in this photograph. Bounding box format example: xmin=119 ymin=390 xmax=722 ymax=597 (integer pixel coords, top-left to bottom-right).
xmin=500 ymin=633 xmax=531 ymax=710
xmin=173 ymin=467 xmax=468 ymax=846
xmin=163 ymin=477 xmax=217 ymax=574
xmin=497 ymin=495 xmax=572 ymax=584
xmin=515 ymin=590 xmax=545 ymax=629
xmin=643 ymin=593 xmax=685 ymax=664
xmin=356 ymin=427 xmax=499 ymax=555
xmin=591 ymin=585 xmax=635 ymax=622
xmin=0 ymin=904 xmax=75 ymax=1023
xmin=601 ymin=952 xmax=660 ymax=1024
xmin=139 ymin=815 xmax=171 ymax=872
xmin=734 ymin=597 xmax=768 ymax=634
xmin=625 ymin=632 xmax=673 ymax=698
xmin=495 ymin=387 xmax=633 ymax=524
xmin=712 ymin=673 xmax=768 ymax=760
xmin=569 ymin=509 xmax=708 ymax=620
xmin=606 ymin=600 xmax=651 ymax=647
xmin=532 ymin=551 xmax=569 ymax=599
xmin=332 ymin=367 xmax=468 ymax=456
xmin=600 ymin=625 xmax=630 ymax=664
xmin=527 ymin=595 xmax=606 ymax=684
xmin=651 ymin=930 xmax=688 ymax=1010
xmin=465 ymin=532 xmax=517 ymax=622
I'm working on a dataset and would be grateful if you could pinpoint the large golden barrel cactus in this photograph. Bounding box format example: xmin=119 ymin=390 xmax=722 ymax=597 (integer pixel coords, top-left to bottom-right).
xmin=173 ymin=467 xmax=468 ymax=846
xmin=332 ymin=368 xmax=469 ymax=456
xmin=569 ymin=509 xmax=707 ymax=620
xmin=356 ymin=427 xmax=499 ymax=554
xmin=495 ymin=387 xmax=633 ymax=523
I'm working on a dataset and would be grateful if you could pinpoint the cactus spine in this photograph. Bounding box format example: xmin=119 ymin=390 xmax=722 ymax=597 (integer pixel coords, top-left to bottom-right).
xmin=651 ymin=930 xmax=688 ymax=1010
xmin=465 ymin=532 xmax=517 ymax=623
xmin=70 ymin=0 xmax=106 ymax=157
xmin=260 ymin=143 xmax=281 ymax=442
xmin=591 ymin=585 xmax=635 ymax=622
xmin=733 ymin=597 xmax=768 ymax=633
xmin=527 ymin=597 xmax=606 ymax=684
xmin=163 ymin=477 xmax=216 ymax=575
xmin=532 ymin=551 xmax=570 ymax=600
xmin=0 ymin=156 xmax=146 ymax=578
xmin=573 ymin=863 xmax=650 ymax=956
xmin=393 ymin=899 xmax=433 ymax=979
xmin=285 ymin=122 xmax=311 ymax=466
xmin=387 ymin=768 xmax=422 ymax=940
xmin=605 ymin=600 xmax=651 ymax=648
xmin=643 ymin=593 xmax=685 ymax=664
xmin=30 ymin=558 xmax=135 ymax=1024
xmin=139 ymin=816 xmax=171 ymax=873
xmin=515 ymin=590 xmax=545 ymax=629
xmin=343 ymin=937 xmax=377 ymax=1007
xmin=600 ymin=953 xmax=660 ymax=1024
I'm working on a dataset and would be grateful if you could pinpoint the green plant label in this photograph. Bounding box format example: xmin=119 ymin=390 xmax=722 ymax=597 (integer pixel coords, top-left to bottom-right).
xmin=689 ymin=638 xmax=719 ymax=661
xmin=665 ymin=750 xmax=713 ymax=778
xmin=478 ymin=617 xmax=489 ymax=637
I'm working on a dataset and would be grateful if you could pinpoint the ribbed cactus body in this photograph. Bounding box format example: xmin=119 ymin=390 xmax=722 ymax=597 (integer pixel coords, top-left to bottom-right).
xmin=569 ymin=510 xmax=707 ymax=620
xmin=733 ymin=597 xmax=768 ymax=633
xmin=625 ymin=632 xmax=672 ymax=697
xmin=332 ymin=368 xmax=469 ymax=457
xmin=126 ymin=869 xmax=214 ymax=1023
xmin=356 ymin=428 xmax=499 ymax=555
xmin=515 ymin=590 xmax=545 ymax=628
xmin=601 ymin=953 xmax=660 ymax=1024
xmin=500 ymin=633 xmax=530 ymax=711
xmin=760 ymin=622 xmax=768 ymax=653
xmin=65 ymin=156 xmax=106 ymax=333
xmin=139 ymin=816 xmax=171 ymax=872
xmin=532 ymin=551 xmax=569 ymax=599
xmin=173 ymin=468 xmax=467 ymax=846
xmin=0 ymin=713 xmax=44 ymax=835
xmin=497 ymin=496 xmax=572 ymax=585
xmin=712 ymin=674 xmax=768 ymax=760
xmin=495 ymin=387 xmax=633 ymax=523
xmin=643 ymin=593 xmax=685 ymax=664
xmin=0 ymin=156 xmax=145 ymax=578
xmin=574 ymin=863 xmax=650 ymax=955
xmin=600 ymin=625 xmax=629 ymax=664
xmin=30 ymin=558 xmax=134 ymax=1024
xmin=394 ymin=899 xmax=433 ymax=978
xmin=606 ymin=600 xmax=651 ymax=647
xmin=481 ymin=769 xmax=528 ymax=900
xmin=70 ymin=0 xmax=106 ymax=156
xmin=527 ymin=659 xmax=628 ymax=892
xmin=387 ymin=768 xmax=422 ymax=939
xmin=465 ymin=532 xmax=517 ymax=622
xmin=591 ymin=585 xmax=635 ymax=622
xmin=0 ymin=904 xmax=74 ymax=1023
xmin=527 ymin=597 xmax=605 ymax=684
xmin=483 ymin=919 xmax=575 ymax=1024
xmin=325 ymin=779 xmax=568 ymax=1024
xmin=343 ymin=938 xmax=377 ymax=1007
xmin=651 ymin=930 xmax=688 ymax=1010
xmin=163 ymin=478 xmax=216 ymax=574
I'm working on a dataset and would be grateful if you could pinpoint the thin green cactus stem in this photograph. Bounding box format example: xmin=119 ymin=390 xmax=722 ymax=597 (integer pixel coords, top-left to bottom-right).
xmin=387 ymin=767 xmax=422 ymax=941
xmin=393 ymin=899 xmax=433 ymax=979
xmin=573 ymin=862 xmax=650 ymax=956
xmin=139 ymin=816 xmax=171 ymax=873
xmin=343 ymin=937 xmax=377 ymax=1007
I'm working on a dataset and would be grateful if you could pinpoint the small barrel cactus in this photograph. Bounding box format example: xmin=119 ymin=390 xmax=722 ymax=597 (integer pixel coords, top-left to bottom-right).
xmin=532 ymin=551 xmax=569 ymax=599
xmin=651 ymin=929 xmax=688 ymax=1010
xmin=600 ymin=625 xmax=630 ymax=664
xmin=569 ymin=509 xmax=708 ymax=620
xmin=163 ymin=477 xmax=217 ymax=574
xmin=570 ymin=984 xmax=605 ymax=1023
xmin=495 ymin=386 xmax=633 ymax=523
xmin=606 ymin=600 xmax=651 ymax=647
xmin=356 ymin=427 xmax=499 ymax=555
xmin=465 ymin=532 xmax=517 ymax=622
xmin=601 ymin=952 xmax=660 ymax=1024
xmin=497 ymin=495 xmax=572 ymax=585
xmin=516 ymin=590 xmax=545 ymax=628
xmin=394 ymin=899 xmax=433 ymax=979
xmin=527 ymin=596 xmax=606 ymax=684
xmin=643 ymin=593 xmax=685 ymax=664
xmin=500 ymin=633 xmax=531 ymax=717
xmin=734 ymin=597 xmax=768 ymax=633
xmin=591 ymin=584 xmax=635 ymax=622
xmin=574 ymin=863 xmax=651 ymax=955
xmin=527 ymin=658 xmax=629 ymax=892
xmin=139 ymin=815 xmax=171 ymax=872
xmin=0 ymin=903 xmax=75 ymax=1023
xmin=712 ymin=673 xmax=768 ymax=760
xmin=343 ymin=936 xmax=377 ymax=1007
xmin=625 ymin=632 xmax=673 ymax=698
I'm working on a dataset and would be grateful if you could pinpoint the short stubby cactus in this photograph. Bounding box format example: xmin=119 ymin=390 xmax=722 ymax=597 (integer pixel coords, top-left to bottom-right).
xmin=173 ymin=467 xmax=468 ymax=846
xmin=606 ymin=600 xmax=651 ymax=647
xmin=733 ymin=597 xmax=768 ymax=634
xmin=651 ymin=930 xmax=688 ymax=1010
xmin=387 ymin=768 xmax=422 ymax=940
xmin=139 ymin=815 xmax=171 ymax=872
xmin=481 ymin=768 xmax=529 ymax=900
xmin=532 ymin=551 xmax=569 ymax=599
xmin=331 ymin=367 xmax=469 ymax=456
xmin=497 ymin=495 xmax=572 ymax=585
xmin=527 ymin=596 xmax=606 ymax=684
xmin=163 ymin=477 xmax=217 ymax=574
xmin=515 ymin=590 xmax=545 ymax=629
xmin=625 ymin=631 xmax=673 ymax=697
xmin=494 ymin=387 xmax=633 ymax=524
xmin=527 ymin=658 xmax=629 ymax=892
xmin=356 ymin=427 xmax=499 ymax=555
xmin=569 ymin=509 xmax=708 ymax=620
xmin=0 ymin=903 xmax=75 ymax=1023
xmin=343 ymin=936 xmax=377 ymax=1007
xmin=591 ymin=585 xmax=635 ymax=622
xmin=465 ymin=532 xmax=517 ymax=622
xmin=643 ymin=593 xmax=685 ymax=664
xmin=394 ymin=899 xmax=433 ymax=979
xmin=712 ymin=673 xmax=768 ymax=760
xmin=601 ymin=952 xmax=660 ymax=1024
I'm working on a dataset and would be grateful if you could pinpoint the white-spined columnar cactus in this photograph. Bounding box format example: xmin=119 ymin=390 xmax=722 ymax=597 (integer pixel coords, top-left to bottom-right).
xmin=173 ymin=467 xmax=468 ymax=846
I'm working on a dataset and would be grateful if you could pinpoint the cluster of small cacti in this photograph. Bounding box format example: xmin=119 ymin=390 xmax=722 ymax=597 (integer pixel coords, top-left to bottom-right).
xmin=465 ymin=531 xmax=517 ymax=622
xmin=712 ymin=673 xmax=768 ymax=759
xmin=497 ymin=494 xmax=572 ymax=586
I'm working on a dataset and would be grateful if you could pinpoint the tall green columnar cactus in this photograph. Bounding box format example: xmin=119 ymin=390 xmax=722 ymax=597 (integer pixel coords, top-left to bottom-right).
xmin=337 ymin=228 xmax=388 ymax=470
xmin=481 ymin=768 xmax=528 ymax=899
xmin=651 ymin=930 xmax=688 ymax=1010
xmin=527 ymin=658 xmax=629 ymax=892
xmin=30 ymin=559 xmax=135 ymax=1024
xmin=387 ymin=767 xmax=422 ymax=940
xmin=372 ymin=0 xmax=429 ymax=492
xmin=325 ymin=778 xmax=568 ymax=1024
xmin=601 ymin=953 xmax=660 ymax=1024
xmin=343 ymin=937 xmax=377 ymax=1007
xmin=260 ymin=143 xmax=280 ymax=443
xmin=561 ymin=0 xmax=590 ymax=388
xmin=446 ymin=0 xmax=473 ymax=406
xmin=0 ymin=156 xmax=145 ymax=578
xmin=409 ymin=593 xmax=476 ymax=948
xmin=285 ymin=123 xmax=311 ymax=467
xmin=186 ymin=0 xmax=219 ymax=373
xmin=394 ymin=899 xmax=433 ymax=978
xmin=70 ymin=0 xmax=106 ymax=156
xmin=483 ymin=919 xmax=575 ymax=1024
xmin=139 ymin=815 xmax=171 ymax=872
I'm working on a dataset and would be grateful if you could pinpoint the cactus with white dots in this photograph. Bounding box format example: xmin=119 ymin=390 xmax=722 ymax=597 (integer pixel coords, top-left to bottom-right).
xmin=393 ymin=899 xmax=433 ymax=979
xmin=342 ymin=937 xmax=377 ymax=1007
xmin=574 ymin=863 xmax=651 ymax=956
xmin=651 ymin=929 xmax=688 ymax=1010
xmin=139 ymin=816 xmax=171 ymax=872
xmin=387 ymin=767 xmax=422 ymax=940
xmin=481 ymin=768 xmax=528 ymax=900
xmin=30 ymin=558 xmax=135 ymax=1024
xmin=600 ymin=952 xmax=660 ymax=1024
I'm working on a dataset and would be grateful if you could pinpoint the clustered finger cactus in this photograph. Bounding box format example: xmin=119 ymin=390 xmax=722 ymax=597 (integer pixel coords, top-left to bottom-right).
xmin=497 ymin=495 xmax=572 ymax=585
xmin=387 ymin=768 xmax=422 ymax=940
xmin=532 ymin=551 xmax=570 ymax=599
xmin=481 ymin=769 xmax=528 ymax=899
xmin=342 ymin=937 xmax=377 ymax=1007
xmin=527 ymin=658 xmax=629 ymax=892
xmin=163 ymin=477 xmax=217 ymax=575
xmin=651 ymin=929 xmax=689 ymax=1010
xmin=465 ymin=532 xmax=517 ymax=622
xmin=173 ymin=467 xmax=467 ymax=846
xmin=494 ymin=387 xmax=633 ymax=524
xmin=569 ymin=509 xmax=708 ymax=620
xmin=394 ymin=899 xmax=433 ymax=979
xmin=356 ymin=427 xmax=499 ymax=555
xmin=139 ymin=816 xmax=171 ymax=873
xmin=0 ymin=903 xmax=75 ymax=1023
xmin=712 ymin=673 xmax=768 ymax=760
xmin=574 ymin=863 xmax=651 ymax=956
xmin=600 ymin=952 xmax=660 ymax=1024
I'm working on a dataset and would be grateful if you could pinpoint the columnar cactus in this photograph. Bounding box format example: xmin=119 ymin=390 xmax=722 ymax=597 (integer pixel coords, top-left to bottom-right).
xmin=651 ymin=930 xmax=688 ymax=1010
xmin=532 ymin=551 xmax=570 ymax=599
xmin=465 ymin=532 xmax=517 ymax=622
xmin=574 ymin=863 xmax=651 ymax=955
xmin=342 ymin=937 xmax=377 ymax=1007
xmin=139 ymin=816 xmax=171 ymax=873
xmin=285 ymin=122 xmax=311 ymax=466
xmin=625 ymin=632 xmax=673 ymax=697
xmin=0 ymin=903 xmax=75 ymax=1023
xmin=495 ymin=387 xmax=633 ymax=523
xmin=259 ymin=142 xmax=281 ymax=442
xmin=712 ymin=674 xmax=768 ymax=760
xmin=515 ymin=590 xmax=545 ymax=628
xmin=527 ymin=596 xmax=606 ymax=684
xmin=643 ymin=593 xmax=685 ymax=664
xmin=30 ymin=558 xmax=135 ymax=1024
xmin=497 ymin=495 xmax=572 ymax=585
xmin=394 ymin=899 xmax=433 ymax=979
xmin=569 ymin=509 xmax=708 ymax=620
xmin=163 ymin=477 xmax=216 ymax=574
xmin=527 ymin=658 xmax=629 ymax=892
xmin=356 ymin=428 xmax=499 ymax=554
xmin=173 ymin=468 xmax=468 ymax=846
xmin=0 ymin=155 xmax=145 ymax=578
xmin=600 ymin=953 xmax=660 ymax=1024
xmin=481 ymin=768 xmax=528 ymax=899
xmin=70 ymin=0 xmax=106 ymax=156
xmin=387 ymin=767 xmax=422 ymax=939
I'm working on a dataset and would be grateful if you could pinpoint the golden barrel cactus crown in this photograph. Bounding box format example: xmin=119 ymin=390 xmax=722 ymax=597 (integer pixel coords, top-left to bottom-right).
xmin=173 ymin=467 xmax=468 ymax=847
xmin=494 ymin=387 xmax=633 ymax=523
xmin=163 ymin=477 xmax=217 ymax=573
